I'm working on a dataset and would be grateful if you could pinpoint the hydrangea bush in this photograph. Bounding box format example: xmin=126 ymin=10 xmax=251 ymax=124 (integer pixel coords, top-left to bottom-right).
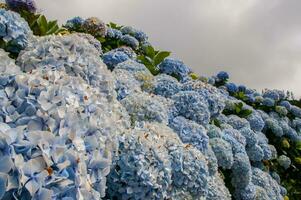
xmin=0 ymin=1 xmax=300 ymax=199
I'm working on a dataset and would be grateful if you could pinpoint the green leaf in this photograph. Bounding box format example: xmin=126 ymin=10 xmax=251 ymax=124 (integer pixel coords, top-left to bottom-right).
xmin=37 ymin=15 xmax=48 ymax=35
xmin=296 ymin=141 xmax=301 ymax=151
xmin=137 ymin=55 xmax=159 ymax=75
xmin=153 ymin=51 xmax=170 ymax=66
xmin=142 ymin=45 xmax=156 ymax=59
xmin=46 ymin=24 xmax=59 ymax=35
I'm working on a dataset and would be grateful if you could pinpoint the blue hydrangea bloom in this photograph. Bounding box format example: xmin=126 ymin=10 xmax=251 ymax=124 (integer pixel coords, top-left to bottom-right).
xmin=0 ymin=9 xmax=32 ymax=53
xmin=106 ymin=27 xmax=123 ymax=39
xmin=121 ymin=92 xmax=172 ymax=125
xmin=247 ymin=111 xmax=265 ymax=132
xmin=169 ymin=116 xmax=209 ymax=153
xmin=251 ymin=168 xmax=283 ymax=200
xmin=159 ymin=58 xmax=192 ymax=82
xmin=172 ymin=91 xmax=210 ymax=126
xmin=262 ymin=97 xmax=275 ymax=107
xmin=206 ymin=124 xmax=223 ymax=139
xmin=216 ymin=71 xmax=229 ymax=81
xmin=231 ymin=153 xmax=252 ymax=189
xmin=210 ymin=138 xmax=234 ymax=169
xmin=225 ymin=82 xmax=238 ymax=93
xmin=120 ymin=26 xmax=148 ymax=42
xmin=291 ymin=105 xmax=301 ymax=118
xmin=64 ymin=16 xmax=84 ymax=31
xmin=277 ymin=155 xmax=291 ymax=169
xmin=265 ymin=118 xmax=284 ymax=137
xmin=16 ymin=34 xmax=115 ymax=99
xmin=152 ymin=74 xmax=181 ymax=98
xmin=103 ymin=50 xmax=130 ymax=70
xmin=120 ymin=34 xmax=139 ymax=50
xmin=112 ymin=46 xmax=137 ymax=59
xmin=5 ymin=0 xmax=37 ymax=13
xmin=263 ymin=89 xmax=281 ymax=101
xmin=238 ymin=85 xmax=247 ymax=92
xmin=279 ymin=100 xmax=292 ymax=111
xmin=226 ymin=115 xmax=250 ymax=130
xmin=246 ymin=144 xmax=264 ymax=161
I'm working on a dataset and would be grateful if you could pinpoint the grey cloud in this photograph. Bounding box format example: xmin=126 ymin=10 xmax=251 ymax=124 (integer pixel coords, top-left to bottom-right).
xmin=35 ymin=0 xmax=301 ymax=96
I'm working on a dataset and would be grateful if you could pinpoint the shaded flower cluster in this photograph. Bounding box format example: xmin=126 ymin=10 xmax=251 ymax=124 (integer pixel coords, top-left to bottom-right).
xmin=0 ymin=8 xmax=32 ymax=53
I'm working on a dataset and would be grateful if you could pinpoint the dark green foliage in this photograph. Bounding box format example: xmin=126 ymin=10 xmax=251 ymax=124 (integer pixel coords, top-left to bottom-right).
xmin=19 ymin=10 xmax=62 ymax=36
xmin=137 ymin=45 xmax=170 ymax=75
xmin=223 ymin=102 xmax=253 ymax=118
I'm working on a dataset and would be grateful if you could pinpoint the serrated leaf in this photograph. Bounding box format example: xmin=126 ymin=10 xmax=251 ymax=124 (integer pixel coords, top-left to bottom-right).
xmin=154 ymin=51 xmax=170 ymax=66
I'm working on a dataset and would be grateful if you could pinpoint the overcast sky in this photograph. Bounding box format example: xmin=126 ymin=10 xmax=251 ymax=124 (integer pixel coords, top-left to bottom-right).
xmin=34 ymin=0 xmax=301 ymax=97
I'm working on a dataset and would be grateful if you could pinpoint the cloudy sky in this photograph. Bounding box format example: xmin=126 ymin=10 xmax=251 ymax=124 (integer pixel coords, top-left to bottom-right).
xmin=34 ymin=0 xmax=301 ymax=97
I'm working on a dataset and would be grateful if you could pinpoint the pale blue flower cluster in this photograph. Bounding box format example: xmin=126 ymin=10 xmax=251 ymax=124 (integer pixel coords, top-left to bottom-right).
xmin=159 ymin=58 xmax=191 ymax=81
xmin=120 ymin=26 xmax=148 ymax=42
xmin=172 ymin=91 xmax=210 ymax=126
xmin=152 ymin=74 xmax=181 ymax=98
xmin=103 ymin=50 xmax=130 ymax=70
xmin=16 ymin=34 xmax=115 ymax=99
xmin=0 ymin=69 xmax=128 ymax=199
xmin=0 ymin=9 xmax=32 ymax=53
xmin=0 ymin=8 xmax=295 ymax=199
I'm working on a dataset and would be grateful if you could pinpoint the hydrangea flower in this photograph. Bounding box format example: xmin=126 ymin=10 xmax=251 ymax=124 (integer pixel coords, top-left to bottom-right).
xmin=120 ymin=25 xmax=148 ymax=42
xmin=169 ymin=116 xmax=209 ymax=153
xmin=82 ymin=17 xmax=107 ymax=37
xmin=111 ymin=46 xmax=137 ymax=59
xmin=182 ymin=80 xmax=226 ymax=117
xmin=102 ymin=50 xmax=130 ymax=70
xmin=0 ymin=69 xmax=129 ymax=199
xmin=291 ymin=105 xmax=301 ymax=118
xmin=76 ymin=33 xmax=103 ymax=55
xmin=112 ymin=69 xmax=142 ymax=100
xmin=172 ymin=91 xmax=210 ymax=126
xmin=5 ymin=0 xmax=37 ymax=13
xmin=206 ymin=124 xmax=223 ymax=139
xmin=226 ymin=115 xmax=250 ymax=130
xmin=207 ymin=173 xmax=231 ymax=200
xmin=121 ymin=92 xmax=172 ymax=125
xmin=106 ymin=27 xmax=123 ymax=39
xmin=225 ymin=82 xmax=238 ymax=93
xmin=152 ymin=74 xmax=181 ymax=98
xmin=159 ymin=58 xmax=191 ymax=82
xmin=0 ymin=49 xmax=21 ymax=75
xmin=115 ymin=59 xmax=151 ymax=74
xmin=0 ymin=9 xmax=32 ymax=53
xmin=265 ymin=118 xmax=284 ymax=137
xmin=262 ymin=97 xmax=275 ymax=107
xmin=64 ymin=16 xmax=84 ymax=32
xmin=216 ymin=71 xmax=229 ymax=81
xmin=120 ymin=34 xmax=140 ymax=50
xmin=277 ymin=155 xmax=291 ymax=169
xmin=251 ymin=168 xmax=283 ymax=200
xmin=246 ymin=144 xmax=264 ymax=161
xmin=107 ymin=123 xmax=209 ymax=199
xmin=16 ymin=34 xmax=115 ymax=99
xmin=279 ymin=100 xmax=292 ymax=111
xmin=231 ymin=153 xmax=252 ymax=189
xmin=210 ymin=138 xmax=234 ymax=169
xmin=247 ymin=111 xmax=265 ymax=132
xmin=263 ymin=89 xmax=281 ymax=101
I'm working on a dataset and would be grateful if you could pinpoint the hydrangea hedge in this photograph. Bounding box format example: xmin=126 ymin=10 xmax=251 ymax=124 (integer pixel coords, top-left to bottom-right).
xmin=0 ymin=0 xmax=300 ymax=199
